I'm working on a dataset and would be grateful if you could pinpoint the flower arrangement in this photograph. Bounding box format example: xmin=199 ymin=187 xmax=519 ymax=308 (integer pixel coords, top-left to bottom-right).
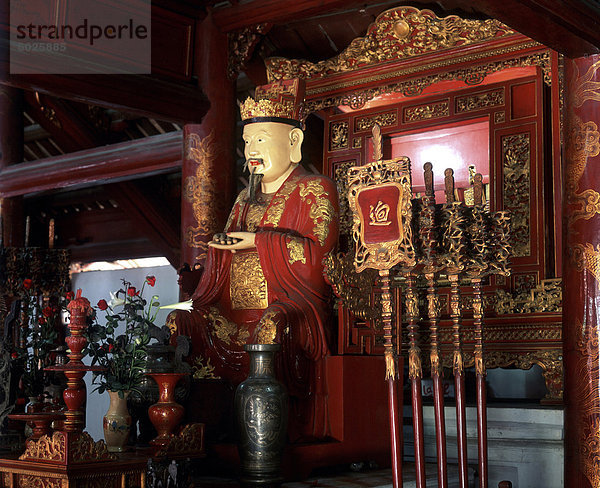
xmin=85 ymin=276 xmax=160 ymax=397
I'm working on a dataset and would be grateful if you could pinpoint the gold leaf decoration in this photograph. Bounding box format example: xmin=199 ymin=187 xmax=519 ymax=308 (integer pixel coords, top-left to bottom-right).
xmin=266 ymin=6 xmax=513 ymax=81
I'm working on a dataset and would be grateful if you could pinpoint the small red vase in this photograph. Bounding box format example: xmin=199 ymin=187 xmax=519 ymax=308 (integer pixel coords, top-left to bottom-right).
xmin=147 ymin=372 xmax=186 ymax=447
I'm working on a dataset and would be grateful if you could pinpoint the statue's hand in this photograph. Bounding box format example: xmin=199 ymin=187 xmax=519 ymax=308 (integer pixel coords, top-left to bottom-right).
xmin=209 ymin=232 xmax=256 ymax=252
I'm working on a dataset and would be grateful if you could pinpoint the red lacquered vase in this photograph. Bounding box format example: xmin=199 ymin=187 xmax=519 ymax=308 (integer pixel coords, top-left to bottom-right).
xmin=147 ymin=372 xmax=186 ymax=447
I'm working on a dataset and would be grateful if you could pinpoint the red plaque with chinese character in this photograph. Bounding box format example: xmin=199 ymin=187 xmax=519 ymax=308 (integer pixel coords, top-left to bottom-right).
xmin=357 ymin=183 xmax=404 ymax=244
xmin=347 ymin=157 xmax=415 ymax=272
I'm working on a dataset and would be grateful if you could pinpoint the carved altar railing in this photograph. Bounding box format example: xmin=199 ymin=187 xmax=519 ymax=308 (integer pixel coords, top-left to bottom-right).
xmin=325 ymin=253 xmax=563 ymax=402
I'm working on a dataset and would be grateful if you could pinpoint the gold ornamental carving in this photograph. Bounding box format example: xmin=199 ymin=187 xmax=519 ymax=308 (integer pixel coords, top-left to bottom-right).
xmin=323 ymin=252 xmax=380 ymax=325
xmin=19 ymin=431 xmax=66 ymax=462
xmin=438 ymin=323 xmax=561 ymax=343
xmin=184 ymin=130 xmax=222 ymax=261
xmin=569 ymin=188 xmax=600 ymax=226
xmin=456 ymin=88 xmax=504 ymax=113
xmin=245 ymin=194 xmax=273 ymax=232
xmin=70 ymin=432 xmax=115 ymax=462
xmin=77 ymin=477 xmax=120 ymax=488
xmin=299 ymin=180 xmax=337 ymax=245
xmin=494 ymin=111 xmax=506 ymax=124
xmin=19 ymin=431 xmax=114 ymax=464
xmin=581 ymin=418 xmax=600 ymax=488
xmin=355 ymin=112 xmax=397 ymax=132
xmin=330 ymin=121 xmax=349 ymax=150
xmin=192 ymin=355 xmax=220 ymax=379
xmin=572 ymin=322 xmax=600 ymax=487
xmin=206 ymin=306 xmax=249 ymax=346
xmin=227 ymin=23 xmax=270 ymax=80
xmin=257 ymin=309 xmax=279 ymax=344
xmin=493 ymin=278 xmax=562 ymax=314
xmin=572 ymin=243 xmax=600 ymax=289
xmin=570 ymin=59 xmax=600 ymax=110
xmin=286 ymin=237 xmax=306 ymax=265
xmin=502 ymin=133 xmax=531 ymax=257
xmin=225 ymin=188 xmax=248 ymax=231
xmin=334 ymin=160 xmax=358 ymax=237
xmin=484 ymin=350 xmax=563 ymax=402
xmin=438 ymin=349 xmax=563 ymax=402
xmin=403 ymin=101 xmax=449 ymax=123
xmin=155 ymin=423 xmax=205 ymax=457
xmin=514 ymin=273 xmax=538 ymax=293
xmin=305 ymin=50 xmax=550 ymax=113
xmin=230 ymin=252 xmax=269 ymax=310
xmin=347 ymin=158 xmax=416 ymax=272
xmin=566 ymin=60 xmax=600 ymax=233
xmin=565 ymin=116 xmax=600 ymax=195
xmin=18 ymin=476 xmax=62 ymax=488
xmin=266 ymin=6 xmax=513 ymax=81
xmin=566 ymin=114 xmax=600 ymax=228
xmin=263 ymin=175 xmax=299 ymax=227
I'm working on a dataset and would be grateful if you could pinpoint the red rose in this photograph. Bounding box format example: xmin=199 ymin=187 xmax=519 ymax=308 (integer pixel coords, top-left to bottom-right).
xmin=127 ymin=287 xmax=137 ymax=296
xmin=42 ymin=306 xmax=53 ymax=318
xmin=66 ymin=291 xmax=75 ymax=300
xmin=11 ymin=352 xmax=18 ymax=359
xmin=23 ymin=279 xmax=33 ymax=290
xmin=146 ymin=276 xmax=156 ymax=287
xmin=97 ymin=299 xmax=109 ymax=311
xmin=38 ymin=316 xmax=46 ymax=325
xmin=108 ymin=344 xmax=114 ymax=352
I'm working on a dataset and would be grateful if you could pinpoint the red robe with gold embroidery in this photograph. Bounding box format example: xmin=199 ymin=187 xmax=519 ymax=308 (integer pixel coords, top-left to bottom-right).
xmin=175 ymin=165 xmax=339 ymax=440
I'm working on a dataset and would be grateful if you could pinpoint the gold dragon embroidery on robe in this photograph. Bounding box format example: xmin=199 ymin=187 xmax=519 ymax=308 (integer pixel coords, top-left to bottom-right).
xmin=230 ymin=252 xmax=269 ymax=310
xmin=263 ymin=175 xmax=300 ymax=227
xmin=299 ymin=180 xmax=336 ymax=245
xmin=205 ymin=306 xmax=250 ymax=345
xmin=286 ymin=237 xmax=306 ymax=264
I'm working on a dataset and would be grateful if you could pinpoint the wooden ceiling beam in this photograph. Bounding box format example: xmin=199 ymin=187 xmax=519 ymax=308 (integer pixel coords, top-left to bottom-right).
xmin=1 ymin=74 xmax=209 ymax=124
xmin=23 ymin=91 xmax=104 ymax=153
xmin=109 ymin=182 xmax=181 ymax=268
xmin=212 ymin=0 xmax=600 ymax=56
xmin=212 ymin=0 xmax=381 ymax=32
xmin=0 ymin=131 xmax=182 ymax=198
xmin=450 ymin=0 xmax=600 ymax=57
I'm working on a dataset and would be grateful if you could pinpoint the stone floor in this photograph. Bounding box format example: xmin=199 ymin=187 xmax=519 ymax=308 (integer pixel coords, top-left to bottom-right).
xmin=194 ymin=463 xmax=471 ymax=488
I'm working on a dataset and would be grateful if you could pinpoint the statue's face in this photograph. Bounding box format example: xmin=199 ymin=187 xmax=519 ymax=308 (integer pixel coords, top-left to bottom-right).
xmin=243 ymin=122 xmax=296 ymax=184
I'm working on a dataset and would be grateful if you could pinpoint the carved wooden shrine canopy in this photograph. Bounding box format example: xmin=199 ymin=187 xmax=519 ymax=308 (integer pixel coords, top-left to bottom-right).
xmin=1 ymin=1 xmax=600 ymax=487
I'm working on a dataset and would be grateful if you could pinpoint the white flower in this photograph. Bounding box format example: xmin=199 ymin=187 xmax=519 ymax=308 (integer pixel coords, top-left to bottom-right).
xmin=159 ymin=299 xmax=194 ymax=312
xmin=108 ymin=291 xmax=125 ymax=309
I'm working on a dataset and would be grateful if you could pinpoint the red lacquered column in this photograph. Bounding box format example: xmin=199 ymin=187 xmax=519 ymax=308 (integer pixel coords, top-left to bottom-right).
xmin=0 ymin=85 xmax=24 ymax=247
xmin=181 ymin=12 xmax=236 ymax=269
xmin=563 ymin=54 xmax=600 ymax=488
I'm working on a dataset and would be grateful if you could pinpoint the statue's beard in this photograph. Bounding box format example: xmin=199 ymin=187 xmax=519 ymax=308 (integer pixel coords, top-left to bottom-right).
xmin=248 ymin=172 xmax=264 ymax=204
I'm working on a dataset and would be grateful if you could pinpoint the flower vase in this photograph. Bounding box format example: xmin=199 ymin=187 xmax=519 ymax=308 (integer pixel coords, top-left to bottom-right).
xmin=147 ymin=372 xmax=186 ymax=447
xmin=129 ymin=344 xmax=178 ymax=446
xmin=103 ymin=390 xmax=131 ymax=452
xmin=234 ymin=344 xmax=288 ymax=486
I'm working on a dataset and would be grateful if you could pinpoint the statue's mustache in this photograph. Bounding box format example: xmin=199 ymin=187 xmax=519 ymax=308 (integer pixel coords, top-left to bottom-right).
xmin=245 ymin=158 xmax=264 ymax=172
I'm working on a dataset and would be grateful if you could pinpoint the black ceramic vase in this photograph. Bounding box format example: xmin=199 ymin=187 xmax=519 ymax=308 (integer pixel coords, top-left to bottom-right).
xmin=234 ymin=344 xmax=288 ymax=486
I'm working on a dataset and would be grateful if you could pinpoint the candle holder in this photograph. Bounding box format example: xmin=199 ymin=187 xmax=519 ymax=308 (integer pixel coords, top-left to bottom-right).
xmin=19 ymin=290 xmax=114 ymax=464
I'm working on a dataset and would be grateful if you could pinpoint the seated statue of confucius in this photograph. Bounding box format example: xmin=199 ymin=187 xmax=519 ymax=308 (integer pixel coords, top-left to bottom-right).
xmin=173 ymin=79 xmax=340 ymax=441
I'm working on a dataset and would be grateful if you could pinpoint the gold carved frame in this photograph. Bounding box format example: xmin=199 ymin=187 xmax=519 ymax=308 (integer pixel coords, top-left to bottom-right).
xmin=347 ymin=158 xmax=416 ymax=273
